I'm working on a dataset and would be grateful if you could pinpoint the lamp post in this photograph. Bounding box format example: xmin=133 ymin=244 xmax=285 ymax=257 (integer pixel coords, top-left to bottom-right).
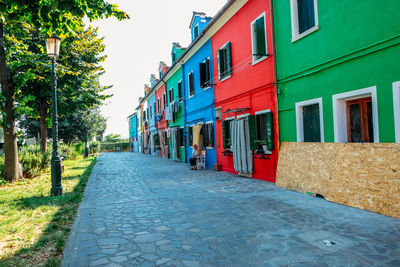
xmin=45 ymin=34 xmax=63 ymax=196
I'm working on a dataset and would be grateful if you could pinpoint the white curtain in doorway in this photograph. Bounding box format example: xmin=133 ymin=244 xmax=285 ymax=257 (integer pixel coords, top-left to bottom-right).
xmin=230 ymin=118 xmax=253 ymax=174
xmin=170 ymin=128 xmax=178 ymax=160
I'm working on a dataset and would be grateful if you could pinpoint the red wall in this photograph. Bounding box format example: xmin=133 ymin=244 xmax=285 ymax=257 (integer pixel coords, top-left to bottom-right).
xmin=155 ymin=84 xmax=169 ymax=157
xmin=211 ymin=0 xmax=278 ymax=182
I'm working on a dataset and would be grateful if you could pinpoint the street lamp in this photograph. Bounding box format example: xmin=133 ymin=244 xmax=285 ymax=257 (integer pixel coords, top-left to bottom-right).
xmin=45 ymin=34 xmax=63 ymax=196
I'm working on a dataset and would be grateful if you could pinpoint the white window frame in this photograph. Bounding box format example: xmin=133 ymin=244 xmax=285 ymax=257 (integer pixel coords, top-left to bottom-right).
xmin=295 ymin=97 xmax=324 ymax=142
xmin=255 ymin=109 xmax=271 ymax=115
xmin=393 ymin=81 xmax=400 ymax=143
xmin=218 ymin=41 xmax=231 ymax=82
xmin=169 ymin=88 xmax=174 ymax=103
xmin=250 ymin=12 xmax=268 ymax=65
xmin=188 ymin=71 xmax=194 ymax=99
xmin=332 ymin=86 xmax=379 ymax=143
xmin=290 ymin=0 xmax=319 ymax=43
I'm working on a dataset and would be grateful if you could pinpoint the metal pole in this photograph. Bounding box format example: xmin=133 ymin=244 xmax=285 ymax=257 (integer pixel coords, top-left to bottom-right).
xmin=50 ymin=58 xmax=63 ymax=196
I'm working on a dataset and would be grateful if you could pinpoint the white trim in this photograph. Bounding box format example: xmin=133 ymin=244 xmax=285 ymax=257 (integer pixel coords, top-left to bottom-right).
xmin=295 ymin=97 xmax=324 ymax=142
xmin=225 ymin=116 xmax=234 ymax=121
xmin=332 ymin=86 xmax=379 ymax=143
xmin=393 ymin=81 xmax=400 ymax=143
xmin=197 ymin=121 xmax=204 ymax=125
xmin=190 ymin=124 xmax=195 ymax=127
xmin=237 ymin=113 xmax=250 ymax=119
xmin=250 ymin=12 xmax=268 ymax=65
xmin=188 ymin=71 xmax=194 ymax=99
xmin=290 ymin=0 xmax=319 ymax=42
xmin=202 ymin=57 xmax=212 ymax=90
xmin=220 ymin=75 xmax=231 ymax=82
xmin=255 ymin=109 xmax=271 ymax=115
xmin=205 ymin=120 xmax=213 ymax=124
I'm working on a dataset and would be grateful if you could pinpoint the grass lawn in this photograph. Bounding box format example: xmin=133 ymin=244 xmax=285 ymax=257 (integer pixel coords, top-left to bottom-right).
xmin=0 ymin=156 xmax=97 ymax=267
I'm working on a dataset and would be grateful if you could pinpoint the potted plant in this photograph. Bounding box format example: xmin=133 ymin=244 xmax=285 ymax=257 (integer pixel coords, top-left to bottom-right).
xmin=255 ymin=139 xmax=271 ymax=154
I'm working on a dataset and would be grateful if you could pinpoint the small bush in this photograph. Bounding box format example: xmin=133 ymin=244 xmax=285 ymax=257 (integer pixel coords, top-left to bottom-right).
xmin=19 ymin=151 xmax=42 ymax=178
xmin=89 ymin=141 xmax=100 ymax=154
xmin=100 ymin=142 xmax=130 ymax=151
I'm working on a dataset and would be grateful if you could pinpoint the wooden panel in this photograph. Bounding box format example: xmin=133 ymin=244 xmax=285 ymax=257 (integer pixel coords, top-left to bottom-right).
xmin=277 ymin=142 xmax=400 ymax=218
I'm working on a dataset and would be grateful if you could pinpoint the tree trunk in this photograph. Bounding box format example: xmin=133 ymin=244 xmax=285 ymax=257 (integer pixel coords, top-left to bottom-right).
xmin=39 ymin=102 xmax=49 ymax=152
xmin=0 ymin=22 xmax=22 ymax=182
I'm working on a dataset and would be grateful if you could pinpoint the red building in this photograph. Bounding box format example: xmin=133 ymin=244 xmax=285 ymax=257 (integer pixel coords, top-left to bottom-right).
xmin=212 ymin=0 xmax=278 ymax=182
xmin=155 ymin=62 xmax=169 ymax=158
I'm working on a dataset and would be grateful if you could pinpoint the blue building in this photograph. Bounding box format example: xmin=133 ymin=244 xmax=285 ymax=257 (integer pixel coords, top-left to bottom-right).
xmin=183 ymin=13 xmax=216 ymax=169
xmin=127 ymin=112 xmax=138 ymax=152
xmin=147 ymin=91 xmax=157 ymax=156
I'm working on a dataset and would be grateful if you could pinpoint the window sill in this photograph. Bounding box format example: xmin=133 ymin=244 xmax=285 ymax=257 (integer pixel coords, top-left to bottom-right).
xmin=252 ymin=55 xmax=269 ymax=66
xmin=219 ymin=75 xmax=231 ymax=82
xmin=205 ymin=146 xmax=214 ymax=150
xmin=188 ymin=94 xmax=195 ymax=99
xmin=291 ymin=25 xmax=319 ymax=43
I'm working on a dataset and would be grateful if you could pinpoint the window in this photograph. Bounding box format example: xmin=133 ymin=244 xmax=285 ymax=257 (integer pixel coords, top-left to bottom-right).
xmin=202 ymin=122 xmax=214 ymax=148
xmin=290 ymin=0 xmax=318 ymax=42
xmin=178 ymin=81 xmax=183 ymax=101
xmin=200 ymin=58 xmax=211 ymax=88
xmin=143 ymin=110 xmax=146 ymax=120
xmin=332 ymin=87 xmax=379 ymax=143
xmin=393 ymin=81 xmax=400 ymax=143
xmin=296 ymin=98 xmax=324 ymax=142
xmin=163 ymin=93 xmax=167 ymax=109
xmin=169 ymin=88 xmax=174 ymax=103
xmin=172 ymin=52 xmax=176 ymax=63
xmin=346 ymin=97 xmax=373 ymax=143
xmin=193 ymin=25 xmax=199 ymax=39
xmin=251 ymin=13 xmax=268 ymax=63
xmin=159 ymin=71 xmax=162 ymax=79
xmin=188 ymin=72 xmax=194 ymax=97
xmin=157 ymin=98 xmax=161 ymax=114
xmin=250 ymin=111 xmax=274 ymax=151
xmin=222 ymin=119 xmax=233 ymax=149
xmin=150 ymin=105 xmax=153 ymax=119
xmin=218 ymin=42 xmax=232 ymax=80
xmin=153 ymin=103 xmax=156 ymax=117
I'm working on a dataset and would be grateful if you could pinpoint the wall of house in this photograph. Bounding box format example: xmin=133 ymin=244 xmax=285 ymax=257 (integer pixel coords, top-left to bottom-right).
xmin=155 ymin=84 xmax=168 ymax=157
xmin=273 ymin=0 xmax=400 ymax=142
xmin=183 ymin=39 xmax=217 ymax=169
xmin=166 ymin=67 xmax=186 ymax=163
xmin=212 ymin=0 xmax=278 ymax=182
xmin=277 ymin=142 xmax=400 ymax=219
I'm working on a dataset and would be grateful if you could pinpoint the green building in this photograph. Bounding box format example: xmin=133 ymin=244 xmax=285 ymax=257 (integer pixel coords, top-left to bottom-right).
xmin=272 ymin=0 xmax=400 ymax=218
xmin=166 ymin=43 xmax=186 ymax=162
xmin=273 ymin=0 xmax=400 ymax=143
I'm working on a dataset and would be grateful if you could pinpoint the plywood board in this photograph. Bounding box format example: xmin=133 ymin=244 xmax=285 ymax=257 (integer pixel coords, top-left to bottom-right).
xmin=276 ymin=142 xmax=400 ymax=218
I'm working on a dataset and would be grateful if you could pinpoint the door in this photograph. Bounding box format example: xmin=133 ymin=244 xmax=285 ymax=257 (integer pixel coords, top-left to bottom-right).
xmin=346 ymin=97 xmax=373 ymax=142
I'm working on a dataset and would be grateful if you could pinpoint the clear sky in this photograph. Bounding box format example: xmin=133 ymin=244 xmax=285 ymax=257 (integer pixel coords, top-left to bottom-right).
xmin=90 ymin=0 xmax=227 ymax=138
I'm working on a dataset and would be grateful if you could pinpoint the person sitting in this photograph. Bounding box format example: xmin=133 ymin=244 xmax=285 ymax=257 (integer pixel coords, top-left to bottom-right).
xmin=189 ymin=144 xmax=201 ymax=170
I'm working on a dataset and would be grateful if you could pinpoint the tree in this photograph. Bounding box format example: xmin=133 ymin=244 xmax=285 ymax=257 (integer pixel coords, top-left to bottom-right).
xmin=104 ymin=134 xmax=122 ymax=143
xmin=0 ymin=0 xmax=128 ymax=181
xmin=18 ymin=26 xmax=111 ymax=152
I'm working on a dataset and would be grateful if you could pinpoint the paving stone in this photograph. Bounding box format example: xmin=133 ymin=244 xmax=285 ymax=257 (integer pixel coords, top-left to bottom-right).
xmin=61 ymin=153 xmax=400 ymax=267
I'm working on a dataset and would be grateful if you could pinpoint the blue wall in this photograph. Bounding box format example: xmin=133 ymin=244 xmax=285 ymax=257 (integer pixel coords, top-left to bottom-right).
xmin=148 ymin=94 xmax=157 ymax=135
xmin=183 ymin=39 xmax=217 ymax=169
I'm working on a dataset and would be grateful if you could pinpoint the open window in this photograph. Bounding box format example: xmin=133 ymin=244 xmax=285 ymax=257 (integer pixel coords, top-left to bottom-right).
xmin=218 ymin=42 xmax=232 ymax=81
xmin=333 ymin=87 xmax=379 ymax=143
xmin=188 ymin=72 xmax=194 ymax=97
xmin=163 ymin=93 xmax=167 ymax=110
xmin=251 ymin=13 xmax=268 ymax=64
xmin=199 ymin=58 xmax=211 ymax=88
xmin=290 ymin=0 xmax=319 ymax=42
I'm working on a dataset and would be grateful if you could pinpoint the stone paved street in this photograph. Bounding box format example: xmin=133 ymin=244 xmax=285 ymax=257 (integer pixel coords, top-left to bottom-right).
xmin=62 ymin=152 xmax=400 ymax=266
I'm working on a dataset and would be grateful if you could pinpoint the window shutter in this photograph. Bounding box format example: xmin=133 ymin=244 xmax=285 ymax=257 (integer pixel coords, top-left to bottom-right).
xmin=202 ymin=125 xmax=207 ymax=147
xmin=178 ymin=82 xmax=182 ymax=99
xmin=226 ymin=42 xmax=232 ymax=75
xmin=248 ymin=115 xmax=257 ymax=150
xmin=217 ymin=49 xmax=222 ymax=79
xmin=222 ymin=120 xmax=228 ymax=149
xmin=205 ymin=58 xmax=210 ymax=85
xmin=266 ymin=112 xmax=274 ymax=151
xmin=209 ymin=123 xmax=214 ymax=147
xmin=256 ymin=18 xmax=266 ymax=57
xmin=307 ymin=0 xmax=315 ymax=30
xmin=190 ymin=73 xmax=194 ymax=95
xmin=199 ymin=62 xmax=206 ymax=87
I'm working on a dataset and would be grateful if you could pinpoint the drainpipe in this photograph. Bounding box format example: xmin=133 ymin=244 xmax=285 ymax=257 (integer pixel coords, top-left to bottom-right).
xmin=181 ymin=62 xmax=188 ymax=162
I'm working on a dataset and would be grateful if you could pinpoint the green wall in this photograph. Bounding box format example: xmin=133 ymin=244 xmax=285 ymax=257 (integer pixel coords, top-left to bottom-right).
xmin=166 ymin=66 xmax=186 ymax=162
xmin=273 ymin=0 xmax=400 ymax=143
